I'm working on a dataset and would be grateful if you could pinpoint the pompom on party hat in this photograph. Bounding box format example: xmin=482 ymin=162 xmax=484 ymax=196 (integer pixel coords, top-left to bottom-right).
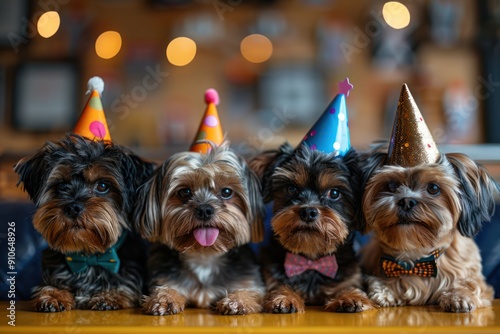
xmin=73 ymin=76 xmax=111 ymax=142
xmin=386 ymin=84 xmax=440 ymax=167
xmin=189 ymin=88 xmax=224 ymax=154
xmin=299 ymin=78 xmax=353 ymax=157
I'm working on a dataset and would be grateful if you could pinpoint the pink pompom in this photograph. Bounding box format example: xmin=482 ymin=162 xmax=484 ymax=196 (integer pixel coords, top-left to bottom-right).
xmin=204 ymin=88 xmax=219 ymax=105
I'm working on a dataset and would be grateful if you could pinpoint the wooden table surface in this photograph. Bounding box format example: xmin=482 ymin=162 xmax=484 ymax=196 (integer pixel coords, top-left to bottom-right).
xmin=1 ymin=300 xmax=500 ymax=334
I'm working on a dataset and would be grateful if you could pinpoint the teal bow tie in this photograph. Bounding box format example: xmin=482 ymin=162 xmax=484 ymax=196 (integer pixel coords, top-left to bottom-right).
xmin=65 ymin=232 xmax=127 ymax=274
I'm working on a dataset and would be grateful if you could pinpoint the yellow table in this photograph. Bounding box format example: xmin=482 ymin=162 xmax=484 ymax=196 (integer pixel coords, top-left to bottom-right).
xmin=1 ymin=300 xmax=500 ymax=334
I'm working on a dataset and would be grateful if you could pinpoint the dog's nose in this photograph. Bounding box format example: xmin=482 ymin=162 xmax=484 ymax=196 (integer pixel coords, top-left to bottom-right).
xmin=299 ymin=207 xmax=319 ymax=223
xmin=398 ymin=198 xmax=418 ymax=211
xmin=64 ymin=202 xmax=85 ymax=218
xmin=195 ymin=204 xmax=215 ymax=221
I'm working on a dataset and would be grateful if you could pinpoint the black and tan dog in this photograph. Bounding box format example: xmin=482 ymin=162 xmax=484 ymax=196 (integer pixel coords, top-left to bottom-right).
xmin=359 ymin=84 xmax=500 ymax=312
xmin=135 ymin=142 xmax=266 ymax=315
xmin=251 ymin=88 xmax=375 ymax=313
xmin=15 ymin=134 xmax=154 ymax=311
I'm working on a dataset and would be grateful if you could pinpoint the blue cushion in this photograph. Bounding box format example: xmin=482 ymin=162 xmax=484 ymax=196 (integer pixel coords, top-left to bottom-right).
xmin=0 ymin=202 xmax=45 ymax=300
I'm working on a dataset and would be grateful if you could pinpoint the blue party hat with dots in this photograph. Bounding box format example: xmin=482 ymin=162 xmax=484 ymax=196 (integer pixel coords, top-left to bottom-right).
xmin=299 ymin=78 xmax=353 ymax=156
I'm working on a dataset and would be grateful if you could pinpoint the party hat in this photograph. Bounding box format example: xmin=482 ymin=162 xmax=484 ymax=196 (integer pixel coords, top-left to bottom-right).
xmin=73 ymin=76 xmax=111 ymax=142
xmin=386 ymin=84 xmax=440 ymax=167
xmin=299 ymin=78 xmax=353 ymax=156
xmin=189 ymin=88 xmax=224 ymax=154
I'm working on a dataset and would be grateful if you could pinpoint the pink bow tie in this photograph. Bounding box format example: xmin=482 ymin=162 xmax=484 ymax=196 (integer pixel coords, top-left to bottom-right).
xmin=284 ymin=252 xmax=338 ymax=279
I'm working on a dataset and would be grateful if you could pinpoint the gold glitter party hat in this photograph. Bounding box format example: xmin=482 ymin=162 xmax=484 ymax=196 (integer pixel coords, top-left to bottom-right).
xmin=386 ymin=84 xmax=440 ymax=167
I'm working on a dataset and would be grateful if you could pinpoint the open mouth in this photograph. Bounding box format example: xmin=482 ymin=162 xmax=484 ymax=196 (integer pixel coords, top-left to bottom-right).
xmin=193 ymin=227 xmax=219 ymax=247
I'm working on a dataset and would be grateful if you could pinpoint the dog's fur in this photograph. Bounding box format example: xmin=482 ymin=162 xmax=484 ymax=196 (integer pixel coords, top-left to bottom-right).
xmin=135 ymin=142 xmax=266 ymax=315
xmin=251 ymin=143 xmax=376 ymax=313
xmin=359 ymin=146 xmax=500 ymax=312
xmin=14 ymin=134 xmax=154 ymax=311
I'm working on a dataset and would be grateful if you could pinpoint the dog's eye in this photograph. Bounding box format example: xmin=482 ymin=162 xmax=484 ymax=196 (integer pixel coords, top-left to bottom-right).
xmin=427 ymin=183 xmax=440 ymax=195
xmin=178 ymin=188 xmax=192 ymax=200
xmin=287 ymin=185 xmax=298 ymax=195
xmin=328 ymin=188 xmax=341 ymax=200
xmin=58 ymin=183 xmax=70 ymax=192
xmin=220 ymin=188 xmax=233 ymax=199
xmin=387 ymin=181 xmax=399 ymax=192
xmin=95 ymin=182 xmax=110 ymax=194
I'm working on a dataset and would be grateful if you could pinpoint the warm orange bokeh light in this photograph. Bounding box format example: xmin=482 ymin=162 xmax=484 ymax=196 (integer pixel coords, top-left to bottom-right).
xmin=383 ymin=1 xmax=411 ymax=29
xmin=240 ymin=34 xmax=273 ymax=63
xmin=95 ymin=31 xmax=122 ymax=59
xmin=37 ymin=11 xmax=60 ymax=38
xmin=166 ymin=37 xmax=197 ymax=66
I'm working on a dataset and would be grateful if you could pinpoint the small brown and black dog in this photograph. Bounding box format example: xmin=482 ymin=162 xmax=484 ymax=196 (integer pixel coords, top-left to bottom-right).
xmin=359 ymin=84 xmax=500 ymax=312
xmin=360 ymin=148 xmax=500 ymax=312
xmin=251 ymin=143 xmax=375 ymax=313
xmin=134 ymin=142 xmax=266 ymax=315
xmin=14 ymin=134 xmax=154 ymax=311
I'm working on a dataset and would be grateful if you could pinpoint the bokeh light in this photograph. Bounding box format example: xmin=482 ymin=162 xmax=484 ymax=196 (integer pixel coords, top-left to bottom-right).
xmin=95 ymin=31 xmax=122 ymax=59
xmin=166 ymin=37 xmax=197 ymax=66
xmin=37 ymin=11 xmax=60 ymax=38
xmin=383 ymin=1 xmax=411 ymax=30
xmin=240 ymin=34 xmax=273 ymax=63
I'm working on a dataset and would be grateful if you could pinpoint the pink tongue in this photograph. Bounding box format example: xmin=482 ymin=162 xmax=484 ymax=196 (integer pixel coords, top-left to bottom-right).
xmin=193 ymin=228 xmax=219 ymax=246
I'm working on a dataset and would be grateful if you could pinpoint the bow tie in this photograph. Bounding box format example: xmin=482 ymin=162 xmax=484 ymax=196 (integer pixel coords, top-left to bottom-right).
xmin=380 ymin=248 xmax=444 ymax=278
xmin=284 ymin=252 xmax=338 ymax=279
xmin=65 ymin=232 xmax=127 ymax=274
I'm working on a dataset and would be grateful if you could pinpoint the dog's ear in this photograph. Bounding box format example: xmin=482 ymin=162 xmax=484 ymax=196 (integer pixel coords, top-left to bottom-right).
xmin=342 ymin=148 xmax=361 ymax=196
xmin=359 ymin=151 xmax=387 ymax=190
xmin=357 ymin=148 xmax=388 ymax=233
xmin=249 ymin=142 xmax=294 ymax=202
xmin=446 ymin=153 xmax=500 ymax=238
xmin=124 ymin=153 xmax=156 ymax=187
xmin=117 ymin=148 xmax=156 ymax=214
xmin=340 ymin=148 xmax=362 ymax=229
xmin=14 ymin=142 xmax=57 ymax=205
xmin=134 ymin=161 xmax=167 ymax=241
xmin=242 ymin=157 xmax=266 ymax=243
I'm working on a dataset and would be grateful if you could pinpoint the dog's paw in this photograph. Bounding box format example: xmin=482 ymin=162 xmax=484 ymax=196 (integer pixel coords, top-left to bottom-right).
xmin=87 ymin=293 xmax=121 ymax=311
xmin=369 ymin=291 xmax=402 ymax=307
xmin=325 ymin=289 xmax=377 ymax=313
xmin=34 ymin=287 xmax=75 ymax=312
xmin=439 ymin=292 xmax=477 ymax=313
xmin=263 ymin=287 xmax=305 ymax=314
xmin=367 ymin=279 xmax=403 ymax=307
xmin=215 ymin=290 xmax=263 ymax=315
xmin=142 ymin=287 xmax=186 ymax=316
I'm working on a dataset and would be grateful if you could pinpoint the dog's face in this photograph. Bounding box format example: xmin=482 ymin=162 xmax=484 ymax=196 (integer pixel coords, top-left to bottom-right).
xmin=363 ymin=162 xmax=461 ymax=252
xmin=251 ymin=143 xmax=360 ymax=257
xmin=135 ymin=143 xmax=264 ymax=255
xmin=361 ymin=151 xmax=500 ymax=254
xmin=14 ymin=134 xmax=154 ymax=255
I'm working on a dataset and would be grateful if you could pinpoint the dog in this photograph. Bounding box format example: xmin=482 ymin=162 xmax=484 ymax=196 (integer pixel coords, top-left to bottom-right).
xmin=14 ymin=133 xmax=154 ymax=311
xmin=359 ymin=145 xmax=500 ymax=312
xmin=135 ymin=141 xmax=266 ymax=315
xmin=250 ymin=142 xmax=376 ymax=313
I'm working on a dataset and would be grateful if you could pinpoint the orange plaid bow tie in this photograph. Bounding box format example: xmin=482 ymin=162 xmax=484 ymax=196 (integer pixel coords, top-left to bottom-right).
xmin=284 ymin=252 xmax=338 ymax=279
xmin=380 ymin=249 xmax=444 ymax=278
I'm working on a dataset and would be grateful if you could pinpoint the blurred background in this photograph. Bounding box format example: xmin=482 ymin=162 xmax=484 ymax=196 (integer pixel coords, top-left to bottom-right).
xmin=1 ymin=0 xmax=500 ymax=200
